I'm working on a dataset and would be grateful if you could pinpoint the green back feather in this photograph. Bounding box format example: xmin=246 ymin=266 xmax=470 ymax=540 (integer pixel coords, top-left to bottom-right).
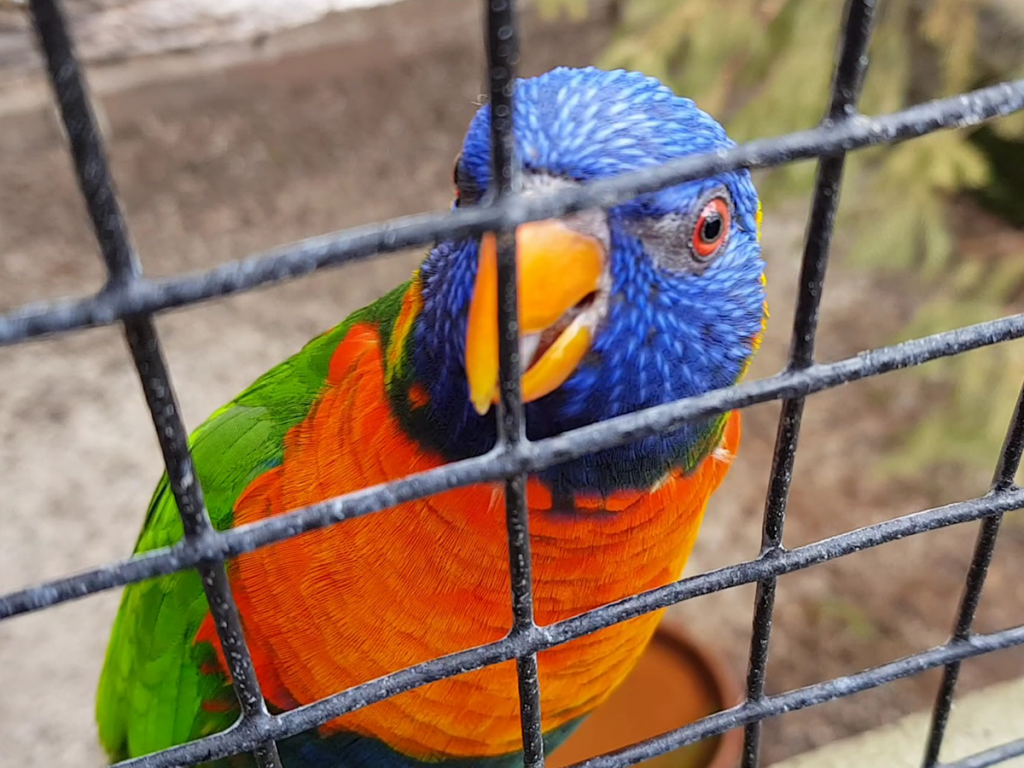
xmin=96 ymin=280 xmax=410 ymax=762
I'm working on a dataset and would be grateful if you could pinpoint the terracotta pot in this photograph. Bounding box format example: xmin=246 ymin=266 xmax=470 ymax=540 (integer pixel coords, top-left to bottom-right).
xmin=548 ymin=623 xmax=743 ymax=768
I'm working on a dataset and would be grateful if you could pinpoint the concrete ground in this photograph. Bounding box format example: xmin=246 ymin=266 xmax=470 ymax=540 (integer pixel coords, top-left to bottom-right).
xmin=1 ymin=1 xmax=1022 ymax=766
xmin=774 ymin=677 xmax=1024 ymax=768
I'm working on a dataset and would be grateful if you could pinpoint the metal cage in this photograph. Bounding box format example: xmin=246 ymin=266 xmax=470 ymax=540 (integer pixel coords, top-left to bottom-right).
xmin=2 ymin=0 xmax=1024 ymax=766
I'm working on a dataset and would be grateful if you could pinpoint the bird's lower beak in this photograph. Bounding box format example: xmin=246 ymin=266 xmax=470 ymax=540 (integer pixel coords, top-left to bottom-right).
xmin=465 ymin=220 xmax=606 ymax=415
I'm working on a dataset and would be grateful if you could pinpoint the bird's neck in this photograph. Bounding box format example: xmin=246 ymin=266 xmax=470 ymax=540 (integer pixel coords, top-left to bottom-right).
xmin=383 ymin=275 xmax=728 ymax=497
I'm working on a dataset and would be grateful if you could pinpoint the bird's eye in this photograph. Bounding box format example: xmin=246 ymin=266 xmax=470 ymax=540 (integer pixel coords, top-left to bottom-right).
xmin=452 ymin=154 xmax=482 ymax=208
xmin=692 ymin=197 xmax=731 ymax=260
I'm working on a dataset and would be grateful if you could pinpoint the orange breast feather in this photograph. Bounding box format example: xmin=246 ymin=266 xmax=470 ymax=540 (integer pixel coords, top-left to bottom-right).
xmin=212 ymin=322 xmax=740 ymax=760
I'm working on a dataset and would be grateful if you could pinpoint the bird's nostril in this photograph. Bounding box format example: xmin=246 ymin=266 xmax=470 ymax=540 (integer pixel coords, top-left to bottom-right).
xmin=574 ymin=291 xmax=598 ymax=311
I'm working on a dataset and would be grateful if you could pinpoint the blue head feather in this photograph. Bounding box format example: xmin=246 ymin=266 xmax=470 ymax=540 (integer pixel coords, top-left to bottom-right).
xmin=408 ymin=67 xmax=766 ymax=495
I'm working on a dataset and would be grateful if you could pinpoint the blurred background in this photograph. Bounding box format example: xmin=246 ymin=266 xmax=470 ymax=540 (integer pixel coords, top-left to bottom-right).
xmin=1 ymin=0 xmax=1022 ymax=765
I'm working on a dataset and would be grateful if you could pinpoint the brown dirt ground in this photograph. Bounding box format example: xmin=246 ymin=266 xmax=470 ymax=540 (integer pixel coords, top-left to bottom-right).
xmin=1 ymin=1 xmax=1022 ymax=766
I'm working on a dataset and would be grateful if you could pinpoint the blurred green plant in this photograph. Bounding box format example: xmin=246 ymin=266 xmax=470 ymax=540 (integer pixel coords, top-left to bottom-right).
xmin=540 ymin=0 xmax=1024 ymax=479
xmin=811 ymin=596 xmax=880 ymax=643
xmin=883 ymin=253 xmax=1024 ymax=477
xmin=537 ymin=0 xmax=592 ymax=20
xmin=596 ymin=0 xmax=1024 ymax=255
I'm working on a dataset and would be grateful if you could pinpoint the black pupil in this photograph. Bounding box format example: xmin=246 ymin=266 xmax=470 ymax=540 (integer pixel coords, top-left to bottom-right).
xmin=701 ymin=211 xmax=722 ymax=243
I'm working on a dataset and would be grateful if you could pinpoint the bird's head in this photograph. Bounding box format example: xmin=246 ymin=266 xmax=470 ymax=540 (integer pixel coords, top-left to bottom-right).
xmin=407 ymin=67 xmax=766 ymax=494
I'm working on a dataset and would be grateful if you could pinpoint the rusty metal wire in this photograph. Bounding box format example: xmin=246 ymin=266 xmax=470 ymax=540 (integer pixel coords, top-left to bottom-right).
xmin=1 ymin=0 xmax=1023 ymax=766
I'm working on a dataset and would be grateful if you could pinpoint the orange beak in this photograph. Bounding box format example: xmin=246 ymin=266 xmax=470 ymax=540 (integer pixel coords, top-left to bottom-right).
xmin=465 ymin=220 xmax=606 ymax=415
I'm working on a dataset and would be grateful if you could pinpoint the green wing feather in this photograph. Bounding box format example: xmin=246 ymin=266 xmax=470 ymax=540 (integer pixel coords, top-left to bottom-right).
xmin=96 ymin=281 xmax=409 ymax=762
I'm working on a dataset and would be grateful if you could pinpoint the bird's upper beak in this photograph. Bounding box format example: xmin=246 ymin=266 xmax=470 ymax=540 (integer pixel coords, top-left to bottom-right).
xmin=465 ymin=220 xmax=607 ymax=415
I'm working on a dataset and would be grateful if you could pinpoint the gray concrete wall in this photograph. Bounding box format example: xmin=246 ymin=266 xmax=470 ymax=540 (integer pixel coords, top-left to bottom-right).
xmin=1 ymin=0 xmax=400 ymax=74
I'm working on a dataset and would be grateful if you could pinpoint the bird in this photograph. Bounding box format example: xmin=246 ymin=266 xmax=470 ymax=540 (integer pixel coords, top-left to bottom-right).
xmin=95 ymin=66 xmax=767 ymax=768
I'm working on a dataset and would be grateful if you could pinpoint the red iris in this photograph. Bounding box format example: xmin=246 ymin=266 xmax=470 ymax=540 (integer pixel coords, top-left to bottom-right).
xmin=692 ymin=197 xmax=730 ymax=259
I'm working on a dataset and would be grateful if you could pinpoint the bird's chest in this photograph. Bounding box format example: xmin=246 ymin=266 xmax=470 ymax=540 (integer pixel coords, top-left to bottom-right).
xmin=225 ymin=357 xmax=725 ymax=760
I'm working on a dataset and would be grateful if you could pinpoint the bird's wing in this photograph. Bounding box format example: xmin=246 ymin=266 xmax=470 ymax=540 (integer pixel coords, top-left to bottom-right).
xmin=95 ymin=281 xmax=411 ymax=762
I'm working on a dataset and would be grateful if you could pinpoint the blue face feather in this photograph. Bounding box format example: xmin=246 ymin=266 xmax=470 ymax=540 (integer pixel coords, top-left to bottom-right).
xmin=407 ymin=66 xmax=766 ymax=495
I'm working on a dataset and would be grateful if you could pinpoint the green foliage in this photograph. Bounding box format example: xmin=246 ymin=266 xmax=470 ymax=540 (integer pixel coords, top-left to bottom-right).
xmin=971 ymin=124 xmax=1024 ymax=227
xmin=883 ymin=269 xmax=1024 ymax=480
xmin=599 ymin=0 xmax=1023 ymax=229
xmin=537 ymin=0 xmax=591 ymax=21
xmin=543 ymin=0 xmax=1024 ymax=479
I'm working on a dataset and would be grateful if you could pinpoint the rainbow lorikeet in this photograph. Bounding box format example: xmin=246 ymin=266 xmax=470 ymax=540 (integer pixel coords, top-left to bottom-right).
xmin=96 ymin=66 xmax=767 ymax=767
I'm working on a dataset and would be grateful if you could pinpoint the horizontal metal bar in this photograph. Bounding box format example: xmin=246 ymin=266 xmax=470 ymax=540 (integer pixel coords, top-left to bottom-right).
xmin=1 ymin=78 xmax=1022 ymax=348
xmin=939 ymin=738 xmax=1024 ymax=768
xmin=2 ymin=311 xmax=1023 ymax=621
xmin=88 ymin=483 xmax=1024 ymax=767
xmin=565 ymin=625 xmax=1024 ymax=768
xmin=110 ymin=609 xmax=1024 ymax=768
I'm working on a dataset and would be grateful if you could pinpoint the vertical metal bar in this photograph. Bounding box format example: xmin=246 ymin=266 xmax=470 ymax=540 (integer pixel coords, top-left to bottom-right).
xmin=990 ymin=383 xmax=1024 ymax=493
xmin=921 ymin=381 xmax=1024 ymax=767
xmin=740 ymin=2 xmax=877 ymax=766
xmin=485 ymin=1 xmax=544 ymax=765
xmin=26 ymin=1 xmax=281 ymax=764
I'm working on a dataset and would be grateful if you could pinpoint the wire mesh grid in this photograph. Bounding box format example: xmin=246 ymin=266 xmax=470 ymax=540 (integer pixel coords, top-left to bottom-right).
xmin=1 ymin=0 xmax=1024 ymax=766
